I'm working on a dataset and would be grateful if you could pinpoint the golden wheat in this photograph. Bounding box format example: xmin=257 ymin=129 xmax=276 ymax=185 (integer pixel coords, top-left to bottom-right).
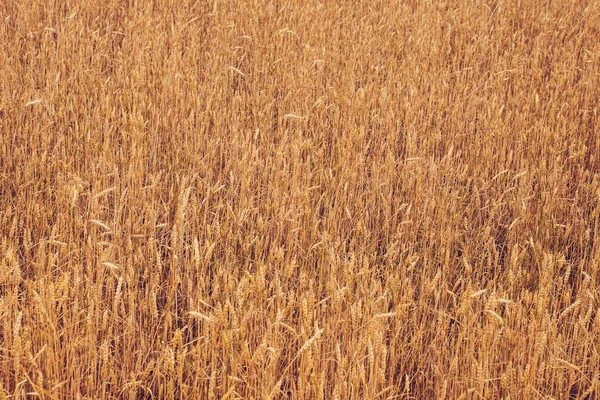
xmin=1 ymin=0 xmax=600 ymax=398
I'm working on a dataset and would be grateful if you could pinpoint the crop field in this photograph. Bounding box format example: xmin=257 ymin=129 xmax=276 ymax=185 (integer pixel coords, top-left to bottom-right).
xmin=1 ymin=0 xmax=600 ymax=398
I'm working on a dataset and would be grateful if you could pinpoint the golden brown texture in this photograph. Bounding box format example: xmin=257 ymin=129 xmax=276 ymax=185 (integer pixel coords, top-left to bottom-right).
xmin=1 ymin=0 xmax=600 ymax=398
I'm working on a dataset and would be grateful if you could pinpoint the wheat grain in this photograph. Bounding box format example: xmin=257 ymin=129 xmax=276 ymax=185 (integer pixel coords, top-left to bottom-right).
xmin=3 ymin=1 xmax=599 ymax=398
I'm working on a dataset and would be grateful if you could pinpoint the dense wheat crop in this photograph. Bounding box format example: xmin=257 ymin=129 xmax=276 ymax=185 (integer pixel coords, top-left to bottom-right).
xmin=1 ymin=0 xmax=600 ymax=398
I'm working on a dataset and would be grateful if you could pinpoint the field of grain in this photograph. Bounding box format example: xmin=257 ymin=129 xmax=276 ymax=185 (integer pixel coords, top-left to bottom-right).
xmin=1 ymin=0 xmax=600 ymax=398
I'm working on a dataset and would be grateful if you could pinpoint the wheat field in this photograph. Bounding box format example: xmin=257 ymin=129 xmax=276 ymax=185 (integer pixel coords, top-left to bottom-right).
xmin=1 ymin=0 xmax=599 ymax=398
